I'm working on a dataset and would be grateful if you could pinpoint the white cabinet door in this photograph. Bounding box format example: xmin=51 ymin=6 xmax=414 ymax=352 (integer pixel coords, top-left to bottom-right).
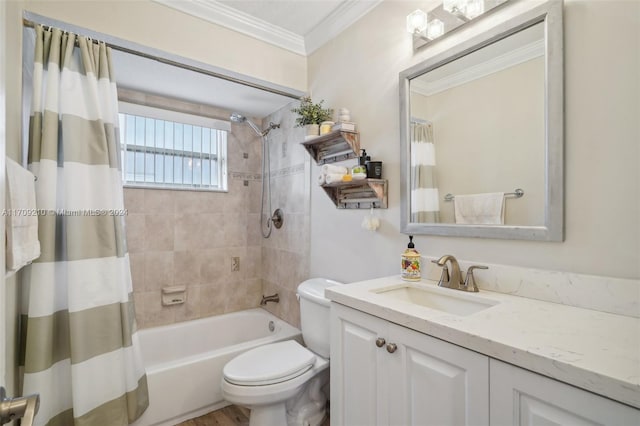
xmin=490 ymin=359 xmax=640 ymax=426
xmin=331 ymin=303 xmax=490 ymax=426
xmin=387 ymin=322 xmax=489 ymax=426
xmin=331 ymin=303 xmax=389 ymax=426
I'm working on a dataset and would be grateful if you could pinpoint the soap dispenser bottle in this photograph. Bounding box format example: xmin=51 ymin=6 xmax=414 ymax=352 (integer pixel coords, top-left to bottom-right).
xmin=401 ymin=236 xmax=421 ymax=282
xmin=359 ymin=149 xmax=370 ymax=174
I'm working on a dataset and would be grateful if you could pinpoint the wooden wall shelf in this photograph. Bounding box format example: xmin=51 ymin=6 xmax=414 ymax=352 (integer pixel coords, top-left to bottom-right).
xmin=321 ymin=179 xmax=388 ymax=209
xmin=301 ymin=130 xmax=360 ymax=165
xmin=302 ymin=130 xmax=388 ymax=209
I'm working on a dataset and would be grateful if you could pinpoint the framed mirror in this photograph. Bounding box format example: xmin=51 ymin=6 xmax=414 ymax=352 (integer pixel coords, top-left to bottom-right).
xmin=399 ymin=0 xmax=563 ymax=241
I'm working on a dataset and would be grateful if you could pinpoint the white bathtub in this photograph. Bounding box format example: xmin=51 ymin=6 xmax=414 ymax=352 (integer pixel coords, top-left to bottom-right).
xmin=131 ymin=308 xmax=302 ymax=426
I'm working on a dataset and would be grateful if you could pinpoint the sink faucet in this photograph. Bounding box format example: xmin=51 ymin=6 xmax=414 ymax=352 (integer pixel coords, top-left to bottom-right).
xmin=431 ymin=255 xmax=488 ymax=293
xmin=431 ymin=255 xmax=463 ymax=290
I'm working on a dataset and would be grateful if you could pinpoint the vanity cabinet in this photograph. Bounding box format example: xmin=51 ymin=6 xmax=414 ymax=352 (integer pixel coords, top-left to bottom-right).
xmin=330 ymin=303 xmax=640 ymax=426
xmin=490 ymin=359 xmax=640 ymax=425
xmin=330 ymin=303 xmax=489 ymax=426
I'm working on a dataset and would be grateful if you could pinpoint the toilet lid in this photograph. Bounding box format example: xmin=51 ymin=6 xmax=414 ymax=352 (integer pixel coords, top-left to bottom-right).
xmin=223 ymin=340 xmax=316 ymax=386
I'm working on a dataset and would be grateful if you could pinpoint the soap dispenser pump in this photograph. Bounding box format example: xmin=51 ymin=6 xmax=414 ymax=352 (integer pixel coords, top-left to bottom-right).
xmin=359 ymin=149 xmax=370 ymax=172
xmin=401 ymin=236 xmax=421 ymax=282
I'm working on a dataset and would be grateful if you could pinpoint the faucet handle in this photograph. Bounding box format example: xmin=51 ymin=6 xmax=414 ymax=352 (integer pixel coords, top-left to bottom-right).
xmin=431 ymin=260 xmax=450 ymax=287
xmin=463 ymin=265 xmax=488 ymax=292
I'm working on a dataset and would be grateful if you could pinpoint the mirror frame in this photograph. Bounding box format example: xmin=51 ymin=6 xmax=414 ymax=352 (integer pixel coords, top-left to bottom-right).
xmin=399 ymin=0 xmax=564 ymax=241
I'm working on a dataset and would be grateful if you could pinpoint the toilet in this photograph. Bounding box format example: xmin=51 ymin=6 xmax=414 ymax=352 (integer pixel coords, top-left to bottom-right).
xmin=221 ymin=278 xmax=342 ymax=426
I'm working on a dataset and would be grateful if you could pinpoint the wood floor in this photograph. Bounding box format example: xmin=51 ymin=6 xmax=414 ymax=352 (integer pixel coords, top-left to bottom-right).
xmin=176 ymin=405 xmax=249 ymax=426
xmin=176 ymin=404 xmax=330 ymax=426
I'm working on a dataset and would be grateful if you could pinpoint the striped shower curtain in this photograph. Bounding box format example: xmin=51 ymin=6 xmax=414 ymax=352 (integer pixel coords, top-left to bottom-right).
xmin=410 ymin=122 xmax=440 ymax=222
xmin=21 ymin=25 xmax=148 ymax=425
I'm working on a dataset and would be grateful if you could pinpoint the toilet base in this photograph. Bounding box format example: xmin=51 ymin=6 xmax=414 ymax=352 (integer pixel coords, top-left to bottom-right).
xmin=286 ymin=370 xmax=329 ymax=426
xmin=249 ymin=403 xmax=288 ymax=426
xmin=243 ymin=372 xmax=328 ymax=426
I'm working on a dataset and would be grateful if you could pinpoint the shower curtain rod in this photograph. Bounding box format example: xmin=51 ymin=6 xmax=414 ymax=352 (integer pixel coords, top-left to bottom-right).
xmin=22 ymin=16 xmax=304 ymax=101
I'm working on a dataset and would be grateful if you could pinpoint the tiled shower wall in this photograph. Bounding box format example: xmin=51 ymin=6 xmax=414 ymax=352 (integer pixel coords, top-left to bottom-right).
xmin=122 ymin=92 xmax=266 ymax=328
xmin=259 ymin=103 xmax=311 ymax=328
xmin=123 ymin=94 xmax=310 ymax=329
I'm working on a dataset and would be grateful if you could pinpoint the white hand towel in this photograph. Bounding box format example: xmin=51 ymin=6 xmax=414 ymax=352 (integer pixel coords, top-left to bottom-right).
xmin=454 ymin=192 xmax=505 ymax=225
xmin=5 ymin=157 xmax=41 ymax=272
xmin=321 ymin=164 xmax=349 ymax=175
xmin=317 ymin=174 xmax=326 ymax=185
xmin=324 ymin=173 xmax=345 ymax=184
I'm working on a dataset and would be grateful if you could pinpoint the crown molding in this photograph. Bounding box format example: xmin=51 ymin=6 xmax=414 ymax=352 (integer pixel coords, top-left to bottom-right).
xmin=305 ymin=0 xmax=383 ymax=55
xmin=153 ymin=0 xmax=382 ymax=56
xmin=412 ymin=39 xmax=545 ymax=97
xmin=153 ymin=0 xmax=306 ymax=55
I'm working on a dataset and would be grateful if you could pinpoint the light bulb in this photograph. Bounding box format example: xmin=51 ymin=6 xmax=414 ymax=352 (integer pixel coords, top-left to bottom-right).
xmin=463 ymin=0 xmax=485 ymax=19
xmin=427 ymin=19 xmax=445 ymax=40
xmin=406 ymin=9 xmax=428 ymax=34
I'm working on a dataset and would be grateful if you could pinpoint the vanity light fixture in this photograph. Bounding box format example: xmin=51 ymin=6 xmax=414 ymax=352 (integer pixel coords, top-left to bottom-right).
xmin=408 ymin=0 xmax=509 ymax=49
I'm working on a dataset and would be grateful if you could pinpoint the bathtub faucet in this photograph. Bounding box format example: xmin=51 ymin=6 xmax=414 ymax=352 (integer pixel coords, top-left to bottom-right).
xmin=260 ymin=293 xmax=280 ymax=305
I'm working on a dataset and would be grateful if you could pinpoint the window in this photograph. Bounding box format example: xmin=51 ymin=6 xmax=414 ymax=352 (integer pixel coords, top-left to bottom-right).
xmin=118 ymin=102 xmax=229 ymax=191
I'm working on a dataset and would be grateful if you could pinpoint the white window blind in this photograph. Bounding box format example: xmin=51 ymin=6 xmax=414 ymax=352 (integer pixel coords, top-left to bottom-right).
xmin=118 ymin=102 xmax=229 ymax=191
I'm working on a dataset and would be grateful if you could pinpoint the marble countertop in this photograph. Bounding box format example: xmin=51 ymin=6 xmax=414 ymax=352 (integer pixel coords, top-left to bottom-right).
xmin=326 ymin=276 xmax=640 ymax=409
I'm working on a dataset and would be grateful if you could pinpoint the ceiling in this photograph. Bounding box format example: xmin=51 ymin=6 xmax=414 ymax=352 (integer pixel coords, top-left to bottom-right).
xmin=114 ymin=0 xmax=382 ymax=119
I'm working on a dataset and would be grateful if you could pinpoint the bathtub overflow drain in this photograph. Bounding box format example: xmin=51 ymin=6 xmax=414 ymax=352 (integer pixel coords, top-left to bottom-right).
xmin=268 ymin=321 xmax=275 ymax=332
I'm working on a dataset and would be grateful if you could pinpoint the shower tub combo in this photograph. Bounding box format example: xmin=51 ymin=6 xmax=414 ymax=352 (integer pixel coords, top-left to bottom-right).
xmin=131 ymin=308 xmax=301 ymax=426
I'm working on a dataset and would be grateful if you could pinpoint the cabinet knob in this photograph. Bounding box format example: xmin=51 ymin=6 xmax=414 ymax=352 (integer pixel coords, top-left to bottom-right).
xmin=375 ymin=338 xmax=386 ymax=348
xmin=386 ymin=343 xmax=397 ymax=353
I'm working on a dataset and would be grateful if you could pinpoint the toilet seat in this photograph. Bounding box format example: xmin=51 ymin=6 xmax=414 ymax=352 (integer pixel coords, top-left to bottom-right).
xmin=223 ymin=340 xmax=316 ymax=386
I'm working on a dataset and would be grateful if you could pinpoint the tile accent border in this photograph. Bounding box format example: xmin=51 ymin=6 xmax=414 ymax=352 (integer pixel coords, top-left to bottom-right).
xmin=229 ymin=163 xmax=305 ymax=182
xmin=229 ymin=171 xmax=262 ymax=181
xmin=270 ymin=163 xmax=305 ymax=179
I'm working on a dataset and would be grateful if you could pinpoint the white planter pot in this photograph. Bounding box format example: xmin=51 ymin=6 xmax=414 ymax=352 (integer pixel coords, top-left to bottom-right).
xmin=305 ymin=124 xmax=320 ymax=139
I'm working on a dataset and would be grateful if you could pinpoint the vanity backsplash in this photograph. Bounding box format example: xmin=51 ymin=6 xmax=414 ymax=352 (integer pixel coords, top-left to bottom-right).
xmin=422 ymin=257 xmax=639 ymax=318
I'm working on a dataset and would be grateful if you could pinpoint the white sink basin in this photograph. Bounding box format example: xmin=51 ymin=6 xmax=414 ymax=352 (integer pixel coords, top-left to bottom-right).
xmin=372 ymin=283 xmax=499 ymax=316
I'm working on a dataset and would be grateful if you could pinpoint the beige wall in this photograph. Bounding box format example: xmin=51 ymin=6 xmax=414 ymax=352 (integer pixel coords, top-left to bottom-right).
xmin=17 ymin=0 xmax=307 ymax=92
xmin=411 ymin=57 xmax=545 ymax=225
xmin=308 ymin=0 xmax=640 ymax=281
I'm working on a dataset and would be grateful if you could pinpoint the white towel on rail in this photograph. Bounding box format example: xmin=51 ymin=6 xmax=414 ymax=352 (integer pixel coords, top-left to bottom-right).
xmin=5 ymin=157 xmax=41 ymax=272
xmin=454 ymin=192 xmax=505 ymax=225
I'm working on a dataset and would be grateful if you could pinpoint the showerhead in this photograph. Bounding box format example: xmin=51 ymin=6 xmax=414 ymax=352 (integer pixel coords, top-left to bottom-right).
xmin=229 ymin=113 xmax=246 ymax=123
xmin=229 ymin=112 xmax=280 ymax=137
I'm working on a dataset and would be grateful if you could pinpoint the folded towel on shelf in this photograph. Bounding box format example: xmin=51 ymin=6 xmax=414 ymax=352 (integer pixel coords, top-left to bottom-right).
xmin=321 ymin=164 xmax=349 ymax=175
xmin=5 ymin=157 xmax=40 ymax=272
xmin=324 ymin=173 xmax=346 ymax=184
xmin=317 ymin=174 xmax=326 ymax=185
xmin=454 ymin=192 xmax=505 ymax=225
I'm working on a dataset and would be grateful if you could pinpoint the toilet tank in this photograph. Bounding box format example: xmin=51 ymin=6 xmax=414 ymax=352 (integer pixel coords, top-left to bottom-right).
xmin=297 ymin=278 xmax=343 ymax=358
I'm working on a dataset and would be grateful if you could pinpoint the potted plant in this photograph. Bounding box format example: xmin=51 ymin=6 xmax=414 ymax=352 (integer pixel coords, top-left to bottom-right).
xmin=291 ymin=96 xmax=333 ymax=139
